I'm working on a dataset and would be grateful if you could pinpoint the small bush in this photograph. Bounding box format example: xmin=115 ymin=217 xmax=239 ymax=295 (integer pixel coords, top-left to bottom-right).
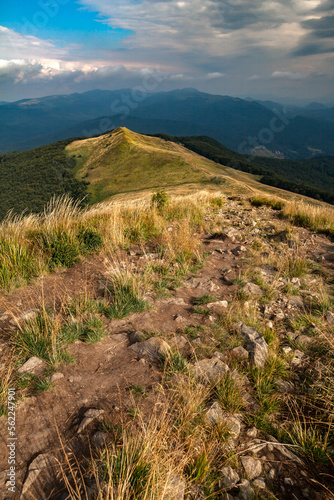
xmin=33 ymin=229 xmax=80 ymax=269
xmin=0 ymin=238 xmax=38 ymax=290
xmin=100 ymin=271 xmax=148 ymax=319
xmin=78 ymin=226 xmax=103 ymax=254
xmin=210 ymin=197 xmax=224 ymax=208
xmin=151 ymin=189 xmax=169 ymax=210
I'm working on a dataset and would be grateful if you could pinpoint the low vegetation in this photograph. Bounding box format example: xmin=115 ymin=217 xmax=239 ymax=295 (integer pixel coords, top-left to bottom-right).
xmin=1 ymin=188 xmax=334 ymax=498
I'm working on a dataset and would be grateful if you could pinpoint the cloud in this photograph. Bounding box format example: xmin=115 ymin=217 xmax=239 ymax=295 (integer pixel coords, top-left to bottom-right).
xmin=0 ymin=1 xmax=334 ymax=101
xmin=271 ymin=70 xmax=307 ymax=79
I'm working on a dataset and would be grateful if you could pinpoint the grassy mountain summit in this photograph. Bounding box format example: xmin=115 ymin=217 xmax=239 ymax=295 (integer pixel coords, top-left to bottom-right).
xmin=66 ymin=127 xmax=223 ymax=203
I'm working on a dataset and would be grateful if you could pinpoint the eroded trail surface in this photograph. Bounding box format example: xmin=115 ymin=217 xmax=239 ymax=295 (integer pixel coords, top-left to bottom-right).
xmin=0 ymin=199 xmax=333 ymax=500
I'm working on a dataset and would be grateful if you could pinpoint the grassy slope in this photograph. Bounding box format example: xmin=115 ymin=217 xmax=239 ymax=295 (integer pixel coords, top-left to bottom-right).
xmin=66 ymin=127 xmax=230 ymax=203
xmin=66 ymin=127 xmax=332 ymax=209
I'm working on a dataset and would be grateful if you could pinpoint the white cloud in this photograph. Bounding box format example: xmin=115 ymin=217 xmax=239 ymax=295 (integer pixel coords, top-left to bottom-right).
xmin=271 ymin=70 xmax=307 ymax=79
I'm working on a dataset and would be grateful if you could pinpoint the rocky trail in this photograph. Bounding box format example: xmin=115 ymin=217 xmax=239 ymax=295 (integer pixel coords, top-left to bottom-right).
xmin=0 ymin=199 xmax=333 ymax=500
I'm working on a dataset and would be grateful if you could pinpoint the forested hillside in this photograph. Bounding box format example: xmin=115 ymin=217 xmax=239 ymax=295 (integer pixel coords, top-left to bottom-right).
xmin=153 ymin=134 xmax=334 ymax=204
xmin=0 ymin=139 xmax=88 ymax=219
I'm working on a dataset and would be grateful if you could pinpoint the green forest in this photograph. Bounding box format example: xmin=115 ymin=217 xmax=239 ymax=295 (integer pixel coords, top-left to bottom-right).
xmin=153 ymin=134 xmax=334 ymax=204
xmin=0 ymin=139 xmax=89 ymax=220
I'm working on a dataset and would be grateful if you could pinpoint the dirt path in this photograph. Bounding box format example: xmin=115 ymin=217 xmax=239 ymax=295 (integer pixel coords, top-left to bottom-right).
xmin=0 ymin=200 xmax=333 ymax=499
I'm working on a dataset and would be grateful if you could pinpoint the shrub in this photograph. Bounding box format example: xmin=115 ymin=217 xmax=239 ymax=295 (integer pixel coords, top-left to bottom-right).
xmin=33 ymin=229 xmax=80 ymax=269
xmin=151 ymin=189 xmax=169 ymax=211
xmin=0 ymin=238 xmax=38 ymax=290
xmin=78 ymin=227 xmax=103 ymax=254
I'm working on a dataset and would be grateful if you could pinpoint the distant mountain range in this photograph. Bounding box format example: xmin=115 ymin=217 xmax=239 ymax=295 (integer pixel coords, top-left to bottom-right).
xmin=1 ymin=88 xmax=334 ymax=159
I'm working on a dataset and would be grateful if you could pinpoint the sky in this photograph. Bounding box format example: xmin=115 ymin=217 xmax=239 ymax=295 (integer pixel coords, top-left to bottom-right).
xmin=0 ymin=0 xmax=334 ymax=103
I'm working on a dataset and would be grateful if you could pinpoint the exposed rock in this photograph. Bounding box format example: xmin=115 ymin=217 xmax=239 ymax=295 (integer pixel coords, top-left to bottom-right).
xmin=291 ymin=350 xmax=309 ymax=368
xmin=129 ymin=331 xmax=146 ymax=344
xmin=276 ymin=380 xmax=295 ymax=393
xmin=129 ymin=337 xmax=171 ymax=361
xmin=185 ymin=484 xmax=205 ymax=500
xmin=238 ymin=479 xmax=255 ymax=499
xmin=291 ymin=277 xmax=301 ymax=287
xmin=10 ymin=309 xmax=38 ymax=326
xmin=220 ymin=466 xmax=240 ymax=488
xmin=21 ymin=454 xmax=55 ymax=496
xmin=77 ymin=409 xmax=104 ymax=434
xmin=50 ymin=372 xmax=64 ymax=383
xmin=222 ymin=226 xmax=241 ymax=242
xmin=243 ymin=283 xmax=263 ymax=297
xmin=213 ymin=351 xmax=228 ymax=362
xmin=193 ymin=357 xmax=229 ymax=382
xmin=206 ymin=402 xmax=224 ymax=425
xmin=18 ymin=357 xmax=46 ymax=375
xmin=326 ymin=310 xmax=334 ymax=325
xmin=207 ymin=300 xmax=228 ymax=311
xmin=241 ymin=325 xmax=269 ymax=368
xmin=295 ymin=335 xmax=314 ymax=347
xmin=253 ymin=478 xmax=266 ymax=490
xmin=184 ymin=277 xmax=220 ymax=292
xmin=163 ymin=297 xmax=187 ymax=306
xmin=91 ymin=431 xmax=112 ymax=448
xmin=222 ymin=269 xmax=238 ymax=285
xmin=288 ymin=296 xmax=304 ymax=309
xmin=282 ymin=346 xmax=292 ymax=355
xmin=241 ymin=456 xmax=262 ymax=479
xmin=275 ymin=310 xmax=285 ymax=321
xmin=246 ymin=427 xmax=258 ymax=438
xmin=232 ymin=245 xmax=247 ymax=256
xmin=162 ymin=474 xmax=186 ymax=500
xmin=224 ymin=414 xmax=242 ymax=437
xmin=174 ymin=314 xmax=188 ymax=324
xmin=231 ymin=346 xmax=249 ymax=360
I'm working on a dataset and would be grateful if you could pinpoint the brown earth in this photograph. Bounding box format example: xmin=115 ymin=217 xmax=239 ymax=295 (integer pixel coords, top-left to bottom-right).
xmin=0 ymin=200 xmax=333 ymax=500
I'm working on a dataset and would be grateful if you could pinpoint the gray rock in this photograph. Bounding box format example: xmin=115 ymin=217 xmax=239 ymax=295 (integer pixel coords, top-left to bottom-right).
xmin=163 ymin=297 xmax=187 ymax=306
xmin=276 ymin=380 xmax=295 ymax=393
xmin=18 ymin=357 xmax=46 ymax=375
xmin=162 ymin=474 xmax=186 ymax=500
xmin=238 ymin=479 xmax=255 ymax=499
xmin=326 ymin=310 xmax=334 ymax=325
xmin=243 ymin=283 xmax=263 ymax=297
xmin=10 ymin=309 xmax=38 ymax=326
xmin=184 ymin=277 xmax=220 ymax=292
xmin=224 ymin=414 xmax=242 ymax=437
xmin=220 ymin=466 xmax=240 ymax=488
xmin=241 ymin=325 xmax=269 ymax=368
xmin=206 ymin=402 xmax=224 ymax=425
xmin=193 ymin=357 xmax=229 ymax=382
xmin=295 ymin=335 xmax=314 ymax=347
xmin=231 ymin=346 xmax=249 ymax=360
xmin=275 ymin=310 xmax=285 ymax=321
xmin=21 ymin=454 xmax=55 ymax=496
xmin=207 ymin=300 xmax=228 ymax=311
xmin=174 ymin=314 xmax=188 ymax=324
xmin=222 ymin=226 xmax=241 ymax=242
xmin=241 ymin=456 xmax=262 ymax=479
xmin=288 ymin=296 xmax=304 ymax=309
xmin=129 ymin=337 xmax=171 ymax=361
xmin=49 ymin=372 xmax=64 ymax=383
xmin=253 ymin=478 xmax=266 ymax=489
xmin=77 ymin=409 xmax=104 ymax=434
xmin=91 ymin=431 xmax=111 ymax=448
xmin=291 ymin=350 xmax=309 ymax=367
xmin=246 ymin=427 xmax=258 ymax=438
